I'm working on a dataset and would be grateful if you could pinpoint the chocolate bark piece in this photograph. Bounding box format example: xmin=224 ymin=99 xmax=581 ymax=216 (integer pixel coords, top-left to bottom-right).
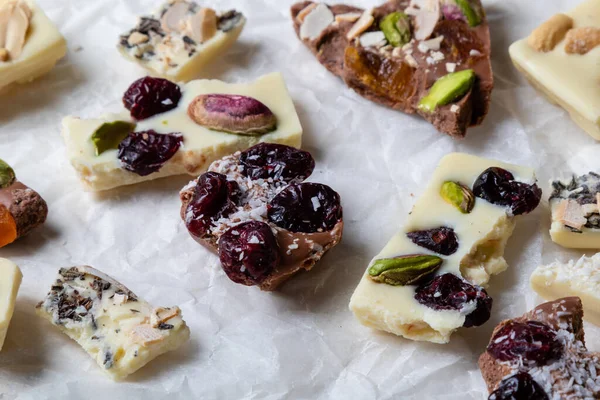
xmin=0 ymin=178 xmax=48 ymax=247
xmin=180 ymin=146 xmax=343 ymax=291
xmin=291 ymin=0 xmax=493 ymax=138
xmin=479 ymin=297 xmax=600 ymax=399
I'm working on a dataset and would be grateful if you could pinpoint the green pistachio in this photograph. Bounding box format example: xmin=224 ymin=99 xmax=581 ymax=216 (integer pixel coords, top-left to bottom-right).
xmin=441 ymin=181 xmax=475 ymax=214
xmin=380 ymin=12 xmax=411 ymax=47
xmin=368 ymin=254 xmax=443 ymax=286
xmin=418 ymin=69 xmax=476 ymax=113
xmin=0 ymin=158 xmax=15 ymax=188
xmin=91 ymin=121 xmax=136 ymax=156
xmin=456 ymin=0 xmax=482 ymax=27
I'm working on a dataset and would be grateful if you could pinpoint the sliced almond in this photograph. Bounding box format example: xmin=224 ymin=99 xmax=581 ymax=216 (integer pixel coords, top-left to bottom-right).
xmin=359 ymin=31 xmax=386 ymax=48
xmin=346 ymin=9 xmax=373 ymax=40
xmin=127 ymin=31 xmax=149 ymax=46
xmin=528 ymin=13 xmax=573 ymax=52
xmin=296 ymin=3 xmax=317 ymax=24
xmin=5 ymin=3 xmax=29 ymax=60
xmin=565 ymin=27 xmax=600 ymax=55
xmin=160 ymin=1 xmax=190 ymax=33
xmin=150 ymin=306 xmax=181 ymax=328
xmin=188 ymin=8 xmax=217 ymax=43
xmin=0 ymin=1 xmax=16 ymax=49
xmin=405 ymin=0 xmax=440 ymax=41
xmin=16 ymin=0 xmax=31 ymax=20
xmin=300 ymin=3 xmax=334 ymax=40
xmin=129 ymin=324 xmax=164 ymax=346
xmin=335 ymin=12 xmax=362 ymax=23
xmin=555 ymin=199 xmax=587 ymax=230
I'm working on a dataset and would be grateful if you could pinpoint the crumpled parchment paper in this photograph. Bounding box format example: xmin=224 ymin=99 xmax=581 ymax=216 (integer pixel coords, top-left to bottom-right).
xmin=0 ymin=0 xmax=599 ymax=399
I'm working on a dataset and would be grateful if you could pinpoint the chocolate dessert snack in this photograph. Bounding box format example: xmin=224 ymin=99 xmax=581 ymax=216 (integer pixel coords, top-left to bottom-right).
xmin=180 ymin=143 xmax=343 ymax=291
xmin=291 ymin=0 xmax=493 ymax=138
xmin=479 ymin=298 xmax=600 ymax=399
xmin=0 ymin=158 xmax=47 ymax=248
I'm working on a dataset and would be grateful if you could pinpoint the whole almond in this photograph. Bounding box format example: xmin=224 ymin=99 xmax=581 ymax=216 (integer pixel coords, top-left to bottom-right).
xmin=528 ymin=13 xmax=573 ymax=52
xmin=565 ymin=27 xmax=600 ymax=55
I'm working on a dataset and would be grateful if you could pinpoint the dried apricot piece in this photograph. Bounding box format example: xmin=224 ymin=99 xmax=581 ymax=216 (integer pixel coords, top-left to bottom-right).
xmin=0 ymin=204 xmax=17 ymax=248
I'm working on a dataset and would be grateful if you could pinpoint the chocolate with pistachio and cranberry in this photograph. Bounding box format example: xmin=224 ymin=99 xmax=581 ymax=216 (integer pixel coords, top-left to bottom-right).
xmin=291 ymin=0 xmax=493 ymax=138
xmin=479 ymin=297 xmax=600 ymax=399
xmin=0 ymin=159 xmax=48 ymax=248
xmin=180 ymin=143 xmax=343 ymax=291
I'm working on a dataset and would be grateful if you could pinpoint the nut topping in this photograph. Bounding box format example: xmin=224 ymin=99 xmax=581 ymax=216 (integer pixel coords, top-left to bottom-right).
xmin=296 ymin=3 xmax=317 ymax=23
xmin=150 ymin=306 xmax=181 ymax=328
xmin=565 ymin=27 xmax=600 ymax=55
xmin=0 ymin=158 xmax=15 ymax=188
xmin=129 ymin=324 xmax=164 ymax=346
xmin=0 ymin=0 xmax=32 ymax=61
xmin=405 ymin=0 xmax=440 ymax=41
xmin=188 ymin=94 xmax=277 ymax=135
xmin=127 ymin=31 xmax=149 ymax=46
xmin=555 ymin=199 xmax=587 ymax=231
xmin=334 ymin=12 xmax=362 ymax=23
xmin=160 ymin=1 xmax=190 ymax=33
xmin=300 ymin=3 xmax=334 ymax=40
xmin=188 ymin=8 xmax=218 ymax=44
xmin=368 ymin=254 xmax=443 ymax=286
xmin=346 ymin=9 xmax=374 ymax=40
xmin=441 ymin=181 xmax=475 ymax=214
xmin=528 ymin=13 xmax=573 ymax=52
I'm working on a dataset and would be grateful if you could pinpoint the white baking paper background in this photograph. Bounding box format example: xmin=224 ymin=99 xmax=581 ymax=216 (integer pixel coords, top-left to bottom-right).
xmin=0 ymin=0 xmax=599 ymax=398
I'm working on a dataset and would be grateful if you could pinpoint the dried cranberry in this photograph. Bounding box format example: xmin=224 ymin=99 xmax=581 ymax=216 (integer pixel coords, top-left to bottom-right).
xmin=487 ymin=320 xmax=563 ymax=366
xmin=185 ymin=172 xmax=239 ymax=238
xmin=407 ymin=227 xmax=458 ymax=256
xmin=489 ymin=372 xmax=548 ymax=400
xmin=117 ymin=130 xmax=182 ymax=176
xmin=218 ymin=221 xmax=280 ymax=286
xmin=239 ymin=143 xmax=315 ymax=183
xmin=123 ymin=77 xmax=181 ymax=120
xmin=414 ymin=273 xmax=492 ymax=327
xmin=473 ymin=167 xmax=542 ymax=215
xmin=268 ymin=183 xmax=342 ymax=233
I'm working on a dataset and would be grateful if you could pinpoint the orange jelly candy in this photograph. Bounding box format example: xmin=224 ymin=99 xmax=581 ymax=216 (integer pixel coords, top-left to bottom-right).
xmin=0 ymin=204 xmax=17 ymax=248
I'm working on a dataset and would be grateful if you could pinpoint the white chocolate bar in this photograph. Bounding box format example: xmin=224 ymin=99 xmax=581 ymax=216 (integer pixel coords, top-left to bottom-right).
xmin=509 ymin=0 xmax=600 ymax=140
xmin=118 ymin=1 xmax=245 ymax=82
xmin=0 ymin=0 xmax=66 ymax=89
xmin=0 ymin=258 xmax=21 ymax=350
xmin=61 ymin=72 xmax=303 ymax=191
xmin=531 ymin=253 xmax=600 ymax=327
xmin=349 ymin=153 xmax=537 ymax=343
xmin=36 ymin=266 xmax=190 ymax=380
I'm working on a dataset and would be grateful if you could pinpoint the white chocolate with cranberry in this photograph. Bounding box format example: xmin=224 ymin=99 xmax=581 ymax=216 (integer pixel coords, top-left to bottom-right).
xmin=118 ymin=1 xmax=245 ymax=82
xmin=61 ymin=72 xmax=303 ymax=191
xmin=36 ymin=266 xmax=190 ymax=380
xmin=349 ymin=153 xmax=537 ymax=344
xmin=0 ymin=258 xmax=21 ymax=351
xmin=0 ymin=0 xmax=66 ymax=89
xmin=509 ymin=0 xmax=600 ymax=140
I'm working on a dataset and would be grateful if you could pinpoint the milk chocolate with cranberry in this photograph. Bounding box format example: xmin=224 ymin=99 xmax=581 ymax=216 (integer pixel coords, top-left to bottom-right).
xmin=180 ymin=143 xmax=343 ymax=291
xmin=0 ymin=158 xmax=47 ymax=248
xmin=291 ymin=0 xmax=493 ymax=138
xmin=479 ymin=297 xmax=600 ymax=399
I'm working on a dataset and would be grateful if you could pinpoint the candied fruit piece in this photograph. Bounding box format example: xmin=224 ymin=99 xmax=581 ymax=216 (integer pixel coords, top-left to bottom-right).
xmin=268 ymin=182 xmax=342 ymax=233
xmin=487 ymin=320 xmax=563 ymax=366
xmin=414 ymin=273 xmax=492 ymax=327
xmin=218 ymin=221 xmax=280 ymax=286
xmin=185 ymin=172 xmax=239 ymax=238
xmin=406 ymin=227 xmax=459 ymax=255
xmin=0 ymin=205 xmax=17 ymax=248
xmin=123 ymin=77 xmax=182 ymax=120
xmin=473 ymin=167 xmax=542 ymax=215
xmin=117 ymin=130 xmax=183 ymax=176
xmin=489 ymin=372 xmax=548 ymax=400
xmin=239 ymin=143 xmax=315 ymax=183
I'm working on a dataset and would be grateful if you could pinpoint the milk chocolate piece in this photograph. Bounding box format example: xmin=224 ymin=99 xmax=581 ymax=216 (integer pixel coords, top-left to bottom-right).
xmin=479 ymin=298 xmax=600 ymax=399
xmin=291 ymin=0 xmax=493 ymax=138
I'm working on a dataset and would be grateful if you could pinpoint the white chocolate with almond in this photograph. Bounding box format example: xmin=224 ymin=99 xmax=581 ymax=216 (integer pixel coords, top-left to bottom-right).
xmin=36 ymin=266 xmax=190 ymax=380
xmin=349 ymin=153 xmax=537 ymax=344
xmin=61 ymin=73 xmax=303 ymax=191
xmin=510 ymin=0 xmax=600 ymax=140
xmin=118 ymin=1 xmax=245 ymax=82
xmin=0 ymin=0 xmax=66 ymax=89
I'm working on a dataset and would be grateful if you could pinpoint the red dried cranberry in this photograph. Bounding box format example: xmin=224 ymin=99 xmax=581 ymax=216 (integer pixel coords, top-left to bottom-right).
xmin=123 ymin=77 xmax=182 ymax=120
xmin=414 ymin=273 xmax=492 ymax=327
xmin=489 ymin=372 xmax=548 ymax=400
xmin=117 ymin=130 xmax=182 ymax=176
xmin=185 ymin=172 xmax=239 ymax=238
xmin=218 ymin=221 xmax=280 ymax=286
xmin=407 ymin=227 xmax=458 ymax=256
xmin=473 ymin=167 xmax=542 ymax=215
xmin=239 ymin=143 xmax=315 ymax=183
xmin=268 ymin=183 xmax=342 ymax=233
xmin=487 ymin=320 xmax=563 ymax=366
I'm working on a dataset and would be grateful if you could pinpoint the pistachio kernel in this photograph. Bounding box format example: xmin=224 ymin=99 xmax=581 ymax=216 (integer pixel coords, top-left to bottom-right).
xmin=441 ymin=181 xmax=475 ymax=213
xmin=379 ymin=12 xmax=411 ymax=47
xmin=368 ymin=254 xmax=443 ymax=286
xmin=418 ymin=69 xmax=476 ymax=113
xmin=188 ymin=94 xmax=277 ymax=136
xmin=0 ymin=158 xmax=15 ymax=188
xmin=91 ymin=121 xmax=137 ymax=156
